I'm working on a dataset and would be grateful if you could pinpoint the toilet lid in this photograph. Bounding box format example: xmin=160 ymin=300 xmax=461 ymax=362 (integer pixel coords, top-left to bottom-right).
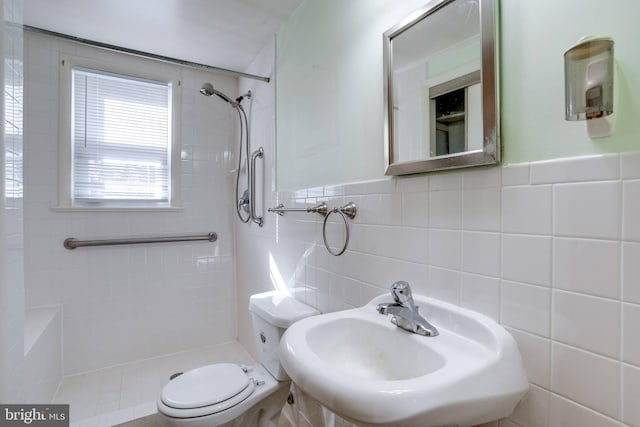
xmin=161 ymin=363 xmax=251 ymax=410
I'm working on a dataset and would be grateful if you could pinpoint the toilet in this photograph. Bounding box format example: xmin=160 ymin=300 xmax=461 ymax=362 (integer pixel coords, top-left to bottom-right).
xmin=157 ymin=291 xmax=318 ymax=427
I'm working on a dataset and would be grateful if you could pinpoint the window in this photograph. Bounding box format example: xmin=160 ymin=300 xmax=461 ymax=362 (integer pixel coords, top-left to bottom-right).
xmin=59 ymin=56 xmax=180 ymax=209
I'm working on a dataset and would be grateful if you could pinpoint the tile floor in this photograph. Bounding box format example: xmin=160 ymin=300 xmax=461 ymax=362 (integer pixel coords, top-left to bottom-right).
xmin=53 ymin=342 xmax=255 ymax=427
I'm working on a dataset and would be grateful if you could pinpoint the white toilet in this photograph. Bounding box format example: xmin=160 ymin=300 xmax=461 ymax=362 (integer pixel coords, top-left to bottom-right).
xmin=157 ymin=291 xmax=318 ymax=427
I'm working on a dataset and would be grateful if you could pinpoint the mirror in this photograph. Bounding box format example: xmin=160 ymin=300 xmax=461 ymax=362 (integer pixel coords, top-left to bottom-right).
xmin=383 ymin=0 xmax=499 ymax=175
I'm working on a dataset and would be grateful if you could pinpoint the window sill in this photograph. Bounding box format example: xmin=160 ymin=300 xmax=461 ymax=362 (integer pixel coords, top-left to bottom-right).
xmin=51 ymin=206 xmax=184 ymax=213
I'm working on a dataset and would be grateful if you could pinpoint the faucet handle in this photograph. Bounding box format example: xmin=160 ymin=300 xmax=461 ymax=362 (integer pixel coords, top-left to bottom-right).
xmin=390 ymin=281 xmax=413 ymax=304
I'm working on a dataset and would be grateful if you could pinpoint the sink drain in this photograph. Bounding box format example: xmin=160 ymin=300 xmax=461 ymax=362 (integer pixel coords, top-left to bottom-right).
xmin=169 ymin=372 xmax=183 ymax=380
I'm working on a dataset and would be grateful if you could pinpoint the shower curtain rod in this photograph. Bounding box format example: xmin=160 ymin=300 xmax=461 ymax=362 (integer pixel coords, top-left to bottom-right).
xmin=23 ymin=25 xmax=271 ymax=83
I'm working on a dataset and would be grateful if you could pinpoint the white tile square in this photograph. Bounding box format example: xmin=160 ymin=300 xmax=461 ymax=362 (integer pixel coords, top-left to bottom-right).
xmin=554 ymin=181 xmax=621 ymax=239
xmin=623 ymin=242 xmax=640 ymax=304
xmin=502 ymin=163 xmax=530 ymax=187
xmin=429 ymin=189 xmax=461 ymax=229
xmin=396 ymin=175 xmax=429 ymax=193
xmin=553 ymin=238 xmax=620 ymax=299
xmin=430 ymin=172 xmax=462 ymax=191
xmin=427 ymin=267 xmax=460 ymax=305
xmin=506 ymin=328 xmax=550 ymax=388
xmin=358 ymin=193 xmax=402 ymax=225
xmin=502 ymin=185 xmax=552 ymax=235
xmin=623 ymin=303 xmax=640 ymax=367
xmin=502 ymin=281 xmax=551 ymax=337
xmin=622 ymin=151 xmax=640 ymax=179
xmin=323 ymin=183 xmax=345 ymax=197
xmin=623 ymin=364 xmax=640 ymax=426
xmin=502 ymin=234 xmax=552 ymax=287
xmin=428 ymin=229 xmax=461 ymax=270
xmin=343 ymin=178 xmax=395 ymax=196
xmin=401 ymin=191 xmax=429 ymax=228
xmin=624 ymin=180 xmax=640 ymax=241
xmin=461 ymin=231 xmax=500 ymax=277
xmin=460 ymin=273 xmax=500 ymax=321
xmin=552 ymin=290 xmax=620 ymax=358
xmin=462 ymin=187 xmax=501 ymax=231
xmin=530 ymin=154 xmax=619 ymax=184
xmin=462 ymin=167 xmax=501 ymax=189
xmin=551 ymin=343 xmax=620 ymax=419
xmin=549 ymin=393 xmax=619 ymax=427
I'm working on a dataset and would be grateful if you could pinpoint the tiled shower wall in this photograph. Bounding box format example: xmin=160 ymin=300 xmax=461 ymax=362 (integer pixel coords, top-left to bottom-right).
xmin=23 ymin=33 xmax=239 ymax=375
xmin=236 ymin=41 xmax=640 ymax=427
xmin=1 ymin=0 xmax=25 ymax=401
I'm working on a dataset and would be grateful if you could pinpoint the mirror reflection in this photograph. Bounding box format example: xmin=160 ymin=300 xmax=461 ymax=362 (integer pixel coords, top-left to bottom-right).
xmin=384 ymin=0 xmax=499 ymax=175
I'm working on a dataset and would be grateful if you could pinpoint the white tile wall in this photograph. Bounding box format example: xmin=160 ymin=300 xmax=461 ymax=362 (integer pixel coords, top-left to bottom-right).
xmin=24 ymin=33 xmax=238 ymax=375
xmin=551 ymin=290 xmax=619 ymax=358
xmin=623 ymin=364 xmax=640 ymax=426
xmin=548 ymin=394 xmax=619 ymax=427
xmin=502 ymin=281 xmax=551 ymax=337
xmin=623 ymin=242 xmax=640 ymax=304
xmin=623 ymin=303 xmax=640 ymax=366
xmin=502 ymin=185 xmax=553 ymax=235
xmin=553 ymin=237 xmax=620 ymax=298
xmin=624 ymin=180 xmax=640 ymax=240
xmin=1 ymin=0 xmax=26 ymax=402
xmin=502 ymin=235 xmax=552 ymax=287
xmin=551 ymin=343 xmax=620 ymax=418
xmin=554 ymin=181 xmax=621 ymax=239
xmin=235 ymin=47 xmax=640 ymax=425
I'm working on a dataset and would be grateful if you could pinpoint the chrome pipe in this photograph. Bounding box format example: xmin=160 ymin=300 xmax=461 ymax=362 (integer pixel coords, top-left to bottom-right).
xmin=250 ymin=147 xmax=264 ymax=227
xmin=64 ymin=232 xmax=218 ymax=250
xmin=268 ymin=202 xmax=328 ymax=217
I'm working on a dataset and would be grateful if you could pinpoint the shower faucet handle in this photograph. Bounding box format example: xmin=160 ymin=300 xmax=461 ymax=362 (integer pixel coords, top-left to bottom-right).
xmin=238 ymin=189 xmax=250 ymax=213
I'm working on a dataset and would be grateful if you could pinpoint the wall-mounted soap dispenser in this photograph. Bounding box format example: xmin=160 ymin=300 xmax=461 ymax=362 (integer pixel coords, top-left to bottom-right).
xmin=564 ymin=36 xmax=615 ymax=138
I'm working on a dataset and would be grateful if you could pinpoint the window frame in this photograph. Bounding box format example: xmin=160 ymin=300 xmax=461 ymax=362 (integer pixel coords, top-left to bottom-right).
xmin=57 ymin=54 xmax=182 ymax=211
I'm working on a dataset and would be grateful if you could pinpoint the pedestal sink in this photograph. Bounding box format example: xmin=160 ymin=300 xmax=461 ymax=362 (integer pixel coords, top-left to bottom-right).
xmin=279 ymin=293 xmax=529 ymax=427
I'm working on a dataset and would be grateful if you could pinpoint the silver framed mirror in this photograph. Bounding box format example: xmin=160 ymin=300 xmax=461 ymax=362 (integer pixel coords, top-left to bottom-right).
xmin=383 ymin=0 xmax=499 ymax=175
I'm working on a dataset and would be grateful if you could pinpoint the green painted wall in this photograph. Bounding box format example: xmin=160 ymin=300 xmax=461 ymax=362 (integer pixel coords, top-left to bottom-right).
xmin=501 ymin=0 xmax=640 ymax=163
xmin=276 ymin=0 xmax=640 ymax=190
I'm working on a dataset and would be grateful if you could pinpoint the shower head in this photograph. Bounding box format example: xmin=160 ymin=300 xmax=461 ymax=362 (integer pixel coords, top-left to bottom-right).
xmin=199 ymin=82 xmax=233 ymax=104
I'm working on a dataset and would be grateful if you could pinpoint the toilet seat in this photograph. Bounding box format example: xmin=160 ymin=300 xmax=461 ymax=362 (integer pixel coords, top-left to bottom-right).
xmin=159 ymin=363 xmax=256 ymax=419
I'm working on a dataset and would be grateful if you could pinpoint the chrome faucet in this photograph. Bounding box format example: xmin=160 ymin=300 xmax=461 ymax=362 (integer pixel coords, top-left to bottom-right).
xmin=376 ymin=281 xmax=439 ymax=337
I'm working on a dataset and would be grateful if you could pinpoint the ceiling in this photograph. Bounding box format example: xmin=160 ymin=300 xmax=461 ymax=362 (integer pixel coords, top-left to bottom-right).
xmin=23 ymin=0 xmax=304 ymax=73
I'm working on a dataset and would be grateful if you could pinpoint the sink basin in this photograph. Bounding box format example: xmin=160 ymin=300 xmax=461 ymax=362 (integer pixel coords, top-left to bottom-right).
xmin=279 ymin=294 xmax=529 ymax=427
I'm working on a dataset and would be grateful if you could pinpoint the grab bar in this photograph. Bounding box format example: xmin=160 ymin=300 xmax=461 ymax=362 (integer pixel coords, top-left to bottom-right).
xmin=63 ymin=232 xmax=218 ymax=250
xmin=268 ymin=202 xmax=328 ymax=217
xmin=250 ymin=147 xmax=264 ymax=227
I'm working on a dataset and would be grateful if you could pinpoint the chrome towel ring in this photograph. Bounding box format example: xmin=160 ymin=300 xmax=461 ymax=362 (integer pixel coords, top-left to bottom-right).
xmin=322 ymin=202 xmax=357 ymax=256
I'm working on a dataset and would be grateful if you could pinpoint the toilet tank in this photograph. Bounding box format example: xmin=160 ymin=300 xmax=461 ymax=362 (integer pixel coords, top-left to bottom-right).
xmin=249 ymin=291 xmax=318 ymax=381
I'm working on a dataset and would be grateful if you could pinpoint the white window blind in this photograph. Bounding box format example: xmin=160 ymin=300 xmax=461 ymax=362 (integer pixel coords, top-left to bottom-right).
xmin=72 ymin=68 xmax=171 ymax=206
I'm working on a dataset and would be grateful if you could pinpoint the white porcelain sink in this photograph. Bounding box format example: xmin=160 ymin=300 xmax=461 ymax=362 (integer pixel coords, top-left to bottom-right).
xmin=280 ymin=294 xmax=529 ymax=427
